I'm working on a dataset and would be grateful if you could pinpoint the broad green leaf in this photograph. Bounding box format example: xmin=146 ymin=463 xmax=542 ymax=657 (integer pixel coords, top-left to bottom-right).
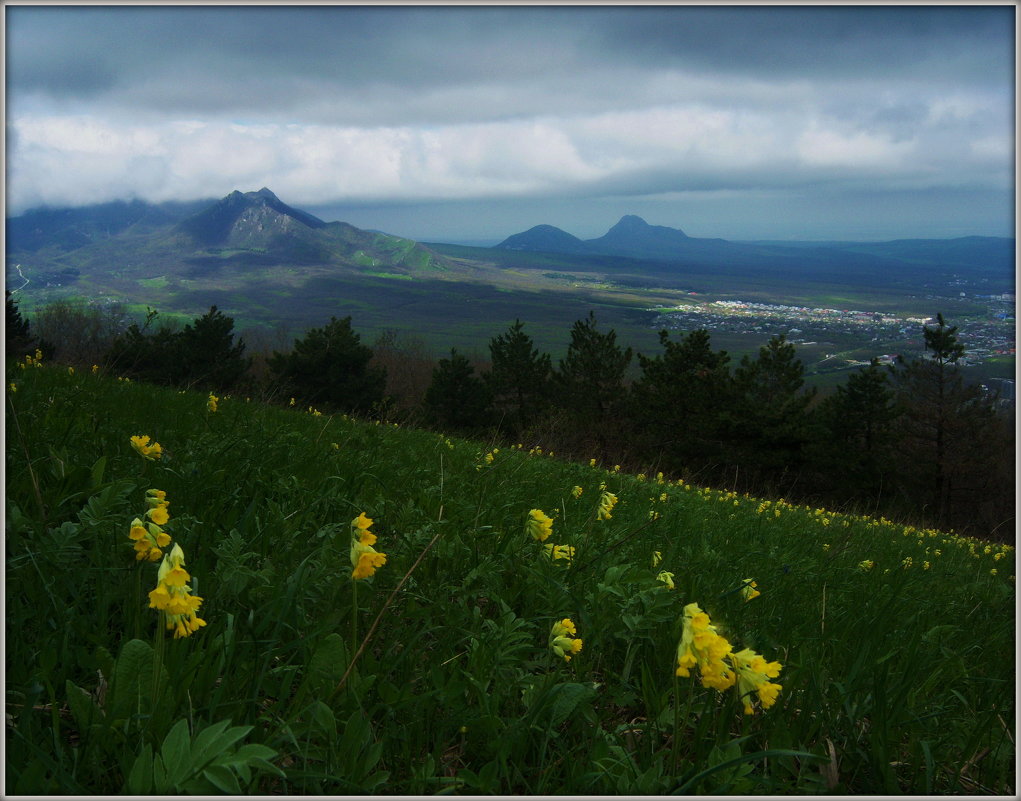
xmin=125 ymin=744 xmax=154 ymax=795
xmin=64 ymin=680 xmax=98 ymax=731
xmin=201 ymin=764 xmax=242 ymax=794
xmin=108 ymin=639 xmax=154 ymax=722
xmin=190 ymin=720 xmax=252 ymax=773
xmin=159 ymin=718 xmax=192 ymax=786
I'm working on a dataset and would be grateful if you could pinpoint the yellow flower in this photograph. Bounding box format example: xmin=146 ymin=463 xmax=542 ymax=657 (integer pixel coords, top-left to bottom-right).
xmin=550 ymin=618 xmax=583 ymax=662
xmin=8 ymin=383 xmax=16 ymax=393
xmin=67 ymin=366 xmax=75 ymax=376
xmin=207 ymin=393 xmax=219 ymax=412
xmin=526 ymin=509 xmax=553 ymax=542
xmin=589 ymin=458 xmax=597 ymax=468
xmin=596 ymin=490 xmax=618 ymax=521
xmin=675 ymin=602 xmax=735 ymax=691
xmin=147 ymin=504 xmax=169 ymax=526
xmin=542 ymin=543 xmax=575 ymax=563
xmin=740 ymin=579 xmax=760 ymax=602
xmin=858 ymin=559 xmax=875 ymax=572
xmin=130 ymin=434 xmax=163 ymax=461
xmin=350 ymin=513 xmax=385 ymax=579
xmin=651 ymin=550 xmax=662 ymax=568
xmin=148 ymin=544 xmax=206 ymax=638
xmin=656 ymin=571 xmax=675 ymax=589
xmin=730 ymin=647 xmax=783 ymax=714
xmin=91 ymin=364 xmax=99 ymax=373
xmin=571 ymin=486 xmax=583 ymax=499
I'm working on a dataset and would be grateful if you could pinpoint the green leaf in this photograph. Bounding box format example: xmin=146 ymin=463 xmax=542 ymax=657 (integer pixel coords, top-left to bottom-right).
xmin=108 ymin=639 xmax=154 ymax=722
xmin=159 ymin=718 xmax=192 ymax=787
xmin=152 ymin=754 xmax=168 ymax=795
xmin=674 ymin=749 xmax=825 ymax=794
xmin=541 ymin=682 xmax=596 ymax=729
xmin=64 ymin=680 xmax=98 ymax=731
xmin=309 ymin=700 xmax=337 ymax=738
xmin=190 ymin=720 xmax=252 ymax=773
xmin=201 ymin=764 xmax=242 ymax=794
xmin=89 ymin=456 xmax=107 ymax=488
xmin=125 ymin=743 xmax=154 ymax=795
xmin=306 ymin=633 xmax=348 ymax=692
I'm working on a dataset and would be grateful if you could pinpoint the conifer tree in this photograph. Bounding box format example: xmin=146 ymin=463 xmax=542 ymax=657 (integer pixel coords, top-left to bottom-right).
xmin=632 ymin=328 xmax=732 ymax=475
xmin=269 ymin=316 xmax=385 ymax=413
xmin=424 ymin=349 xmax=492 ymax=432
xmin=891 ymin=313 xmax=992 ymax=526
xmin=172 ymin=305 xmax=250 ymax=390
xmin=729 ymin=334 xmax=816 ymax=487
xmin=814 ymin=359 xmax=899 ymax=500
xmin=5 ymin=291 xmax=34 ymax=357
xmin=485 ymin=319 xmax=551 ymax=434
xmin=552 ymin=312 xmax=632 ymax=453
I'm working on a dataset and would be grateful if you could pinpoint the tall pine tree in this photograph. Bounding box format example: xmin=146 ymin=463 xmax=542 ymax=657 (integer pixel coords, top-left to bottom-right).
xmin=553 ymin=311 xmax=632 ymax=456
xmin=485 ymin=319 xmax=551 ymax=435
xmin=632 ymin=328 xmax=732 ymax=477
xmin=424 ymin=349 xmax=492 ymax=432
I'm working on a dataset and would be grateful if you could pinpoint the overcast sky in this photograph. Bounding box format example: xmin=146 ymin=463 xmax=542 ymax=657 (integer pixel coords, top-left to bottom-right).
xmin=5 ymin=4 xmax=1016 ymax=242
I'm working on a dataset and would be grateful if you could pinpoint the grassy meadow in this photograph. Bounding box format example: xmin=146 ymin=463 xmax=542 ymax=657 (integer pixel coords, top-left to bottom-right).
xmin=5 ymin=358 xmax=1016 ymax=794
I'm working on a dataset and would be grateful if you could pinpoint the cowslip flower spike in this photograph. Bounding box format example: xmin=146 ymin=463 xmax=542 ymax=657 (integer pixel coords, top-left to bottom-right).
xmin=130 ymin=434 xmax=163 ymax=461
xmin=350 ymin=513 xmax=386 ymax=579
xmin=526 ymin=509 xmax=553 ymax=542
xmin=550 ymin=618 xmax=583 ymax=662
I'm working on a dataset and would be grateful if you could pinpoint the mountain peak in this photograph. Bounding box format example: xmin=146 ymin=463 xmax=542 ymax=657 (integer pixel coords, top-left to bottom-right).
xmin=613 ymin=214 xmax=650 ymax=229
xmin=252 ymin=187 xmax=280 ymax=202
xmin=176 ymin=188 xmax=326 ymax=247
xmin=493 ymin=223 xmax=590 ymax=254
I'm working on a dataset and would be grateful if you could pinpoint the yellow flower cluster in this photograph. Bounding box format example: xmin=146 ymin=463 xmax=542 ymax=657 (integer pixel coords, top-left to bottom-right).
xmin=858 ymin=559 xmax=875 ymax=572
xmin=350 ymin=513 xmax=387 ymax=580
xmin=550 ymin=618 xmax=583 ymax=662
xmin=128 ymin=489 xmax=172 ymax=561
xmin=675 ymin=602 xmax=736 ymax=691
xmin=731 ymin=647 xmax=784 ymax=715
xmin=543 ymin=543 xmax=575 ymax=563
xmin=675 ymin=602 xmax=783 ymax=714
xmin=596 ymin=490 xmax=618 ymax=521
xmin=526 ymin=509 xmax=554 ymax=542
xmin=18 ymin=349 xmax=44 ymax=370
xmin=656 ymin=571 xmax=675 ymax=589
xmin=130 ymin=434 xmax=163 ymax=461
xmin=148 ymin=543 xmax=206 ymax=638
xmin=571 ymin=486 xmax=583 ymax=499
xmin=207 ymin=393 xmax=219 ymax=413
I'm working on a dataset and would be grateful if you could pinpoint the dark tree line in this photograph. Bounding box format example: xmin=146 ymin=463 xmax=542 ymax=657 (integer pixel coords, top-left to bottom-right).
xmin=8 ymin=293 xmax=1013 ymax=540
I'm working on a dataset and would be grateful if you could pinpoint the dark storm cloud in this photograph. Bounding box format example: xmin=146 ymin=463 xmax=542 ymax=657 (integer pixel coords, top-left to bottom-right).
xmin=592 ymin=6 xmax=1013 ymax=81
xmin=5 ymin=5 xmax=1015 ymax=240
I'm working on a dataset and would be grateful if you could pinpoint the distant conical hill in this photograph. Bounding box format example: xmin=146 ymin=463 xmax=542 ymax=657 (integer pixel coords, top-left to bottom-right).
xmin=494 ymin=214 xmax=734 ymax=262
xmin=495 ymin=224 xmax=592 ymax=254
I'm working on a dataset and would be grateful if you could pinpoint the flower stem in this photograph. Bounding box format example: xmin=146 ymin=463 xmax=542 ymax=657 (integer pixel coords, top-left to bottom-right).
xmin=350 ymin=578 xmax=358 ymax=657
xmin=152 ymin=611 xmax=166 ymax=709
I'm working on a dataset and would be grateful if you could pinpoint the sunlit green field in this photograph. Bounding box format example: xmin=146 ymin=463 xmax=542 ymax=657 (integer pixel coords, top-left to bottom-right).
xmin=5 ymin=359 xmax=1015 ymax=794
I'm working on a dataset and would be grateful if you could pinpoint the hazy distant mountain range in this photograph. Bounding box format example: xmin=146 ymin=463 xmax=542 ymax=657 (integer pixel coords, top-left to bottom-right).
xmin=6 ymin=188 xmax=449 ymax=274
xmin=5 ymin=188 xmax=1014 ymax=348
xmin=494 ymin=213 xmax=1015 ymax=276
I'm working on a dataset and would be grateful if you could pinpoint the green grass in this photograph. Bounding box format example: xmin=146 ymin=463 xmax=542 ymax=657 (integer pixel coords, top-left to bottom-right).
xmin=5 ymin=360 xmax=1015 ymax=794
